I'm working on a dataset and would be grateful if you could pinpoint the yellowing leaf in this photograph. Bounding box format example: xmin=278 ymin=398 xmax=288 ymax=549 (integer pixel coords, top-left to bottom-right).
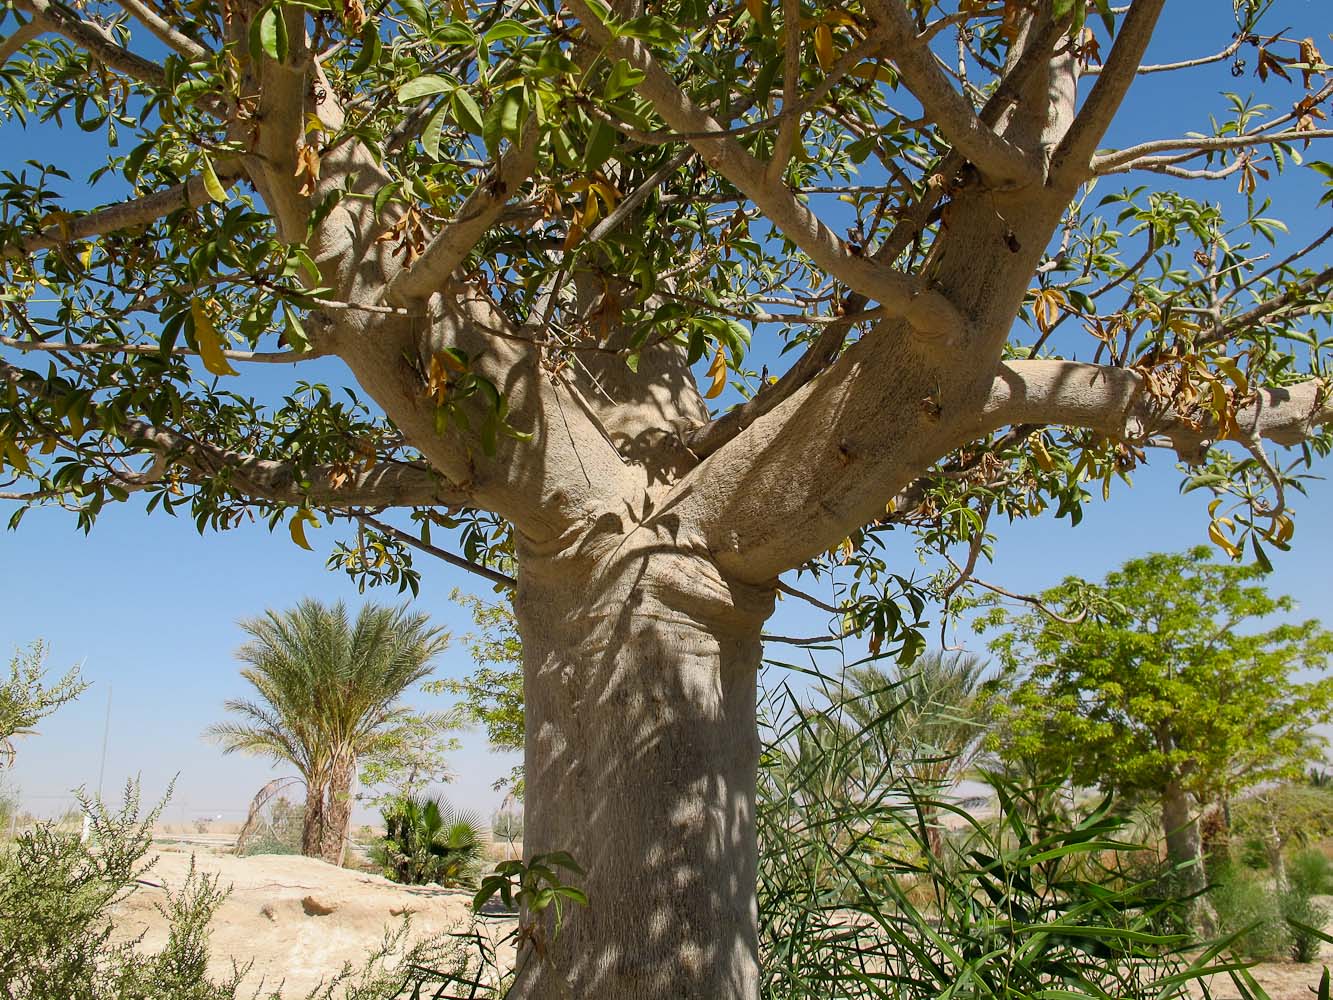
xmin=289 ymin=509 xmax=320 ymax=550
xmin=1208 ymin=519 xmax=1241 ymax=559
xmin=1029 ymin=434 xmax=1055 ymax=472
xmin=200 ymin=155 xmax=228 ymax=203
xmin=704 ymin=346 xmax=727 ymax=399
xmin=191 ymin=299 xmax=239 ymax=376
xmin=813 ymin=24 xmax=835 ymax=71
xmin=79 ymin=243 xmax=93 ymax=269
xmin=1215 ymin=356 xmax=1249 ymax=396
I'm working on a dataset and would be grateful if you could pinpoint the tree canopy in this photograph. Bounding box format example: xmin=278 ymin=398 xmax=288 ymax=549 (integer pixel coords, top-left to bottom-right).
xmin=4 ymin=0 xmax=1333 ymax=993
xmin=983 ymin=547 xmax=1333 ymax=809
xmin=0 ymin=0 xmax=1330 ymax=638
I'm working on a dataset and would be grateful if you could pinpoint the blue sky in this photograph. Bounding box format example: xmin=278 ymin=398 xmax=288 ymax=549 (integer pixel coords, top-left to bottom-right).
xmin=2 ymin=0 xmax=1332 ymax=824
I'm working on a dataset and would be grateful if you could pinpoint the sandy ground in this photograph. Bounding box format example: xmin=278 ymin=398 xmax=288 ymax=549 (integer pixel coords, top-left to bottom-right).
xmin=112 ymin=841 xmax=1333 ymax=999
xmin=113 ymin=842 xmax=517 ymax=997
xmin=1192 ymin=943 xmax=1333 ymax=1000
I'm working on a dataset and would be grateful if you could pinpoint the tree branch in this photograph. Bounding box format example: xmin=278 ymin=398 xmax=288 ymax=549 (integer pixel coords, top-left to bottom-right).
xmin=0 ymin=334 xmax=320 ymax=364
xmin=112 ymin=0 xmax=208 ymax=61
xmin=1 ymin=169 xmax=238 ymax=259
xmin=563 ymin=0 xmax=963 ymax=340
xmin=350 ymin=512 xmax=516 ymax=589
xmin=386 ymin=119 xmax=541 ymax=305
xmin=1200 ymin=267 xmax=1333 ymax=348
xmin=0 ymin=19 xmax=41 ymax=63
xmin=14 ymin=0 xmax=168 ymax=87
xmin=1052 ymin=0 xmax=1168 ymax=180
xmin=982 ymin=360 xmax=1333 ymax=456
xmin=1094 ymin=129 xmax=1333 ymax=174
xmin=864 ymin=0 xmax=1039 ymax=187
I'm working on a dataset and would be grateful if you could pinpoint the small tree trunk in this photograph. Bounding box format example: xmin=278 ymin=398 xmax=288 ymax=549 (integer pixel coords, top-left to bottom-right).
xmin=322 ymin=754 xmax=355 ymax=867
xmin=1161 ymin=780 xmax=1215 ymax=933
xmin=508 ymin=543 xmax=772 ymax=1000
xmin=1162 ymin=781 xmax=1203 ymax=887
xmin=301 ymin=781 xmax=326 ymax=858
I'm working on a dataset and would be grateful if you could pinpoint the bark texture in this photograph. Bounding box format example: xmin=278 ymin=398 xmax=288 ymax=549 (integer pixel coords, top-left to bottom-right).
xmin=301 ymin=783 xmax=326 ymax=859
xmin=322 ymin=755 xmax=355 ymax=867
xmin=509 ymin=530 xmax=773 ymax=1000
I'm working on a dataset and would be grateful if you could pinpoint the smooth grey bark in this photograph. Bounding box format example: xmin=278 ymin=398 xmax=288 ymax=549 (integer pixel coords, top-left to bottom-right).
xmin=509 ymin=534 xmax=773 ymax=1000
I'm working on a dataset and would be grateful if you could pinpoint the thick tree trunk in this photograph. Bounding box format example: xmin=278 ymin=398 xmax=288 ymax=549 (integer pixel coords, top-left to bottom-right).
xmin=322 ymin=754 xmax=354 ymax=867
xmin=508 ymin=539 xmax=773 ymax=1000
xmin=1162 ymin=781 xmax=1203 ymax=891
xmin=301 ymin=781 xmax=326 ymax=858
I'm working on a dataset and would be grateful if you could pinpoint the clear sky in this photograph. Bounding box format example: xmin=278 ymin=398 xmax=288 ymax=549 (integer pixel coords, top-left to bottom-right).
xmin=2 ymin=0 xmax=1331 ymax=825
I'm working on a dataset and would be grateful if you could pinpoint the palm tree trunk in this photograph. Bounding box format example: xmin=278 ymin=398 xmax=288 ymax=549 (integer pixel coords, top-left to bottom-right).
xmin=301 ymin=781 xmax=326 ymax=858
xmin=321 ymin=753 xmax=355 ymax=866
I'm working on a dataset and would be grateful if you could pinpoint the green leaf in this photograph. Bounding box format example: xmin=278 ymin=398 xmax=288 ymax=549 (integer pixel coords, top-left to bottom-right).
xmin=482 ymin=88 xmax=525 ymax=157
xmin=451 ymin=90 xmax=484 ymax=135
xmin=350 ymin=20 xmax=381 ymax=74
xmin=398 ymin=0 xmax=429 ymax=31
xmin=397 ymin=74 xmax=454 ymax=103
xmin=421 ymin=106 xmax=448 ymax=160
xmin=604 ymin=59 xmax=646 ymax=100
xmin=251 ymin=5 xmax=288 ymax=62
xmin=484 ymin=19 xmax=535 ymax=43
xmin=199 ymin=155 xmax=227 ymax=203
xmin=583 ymin=119 xmax=616 ymax=173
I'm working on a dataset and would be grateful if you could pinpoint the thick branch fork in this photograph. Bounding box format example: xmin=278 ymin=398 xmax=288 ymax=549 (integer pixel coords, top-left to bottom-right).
xmin=984 ymin=360 xmax=1333 ymax=454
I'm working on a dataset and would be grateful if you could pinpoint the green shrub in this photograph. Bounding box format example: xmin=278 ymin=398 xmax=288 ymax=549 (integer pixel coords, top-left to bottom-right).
xmin=491 ymin=809 xmax=522 ymax=842
xmin=0 ymin=781 xmax=478 ymax=999
xmin=1289 ymin=847 xmax=1333 ymax=896
xmin=1281 ymin=886 xmax=1329 ymax=963
xmin=1232 ymin=785 xmax=1333 ymax=851
xmin=372 ymin=795 xmax=488 ymax=887
xmin=754 ymin=657 xmax=1233 ymax=1000
xmin=1210 ymin=869 xmax=1289 ymax=961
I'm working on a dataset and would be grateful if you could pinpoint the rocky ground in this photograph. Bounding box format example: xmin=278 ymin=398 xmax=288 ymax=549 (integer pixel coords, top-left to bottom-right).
xmin=112 ymin=841 xmax=517 ymax=997
xmin=114 ymin=839 xmax=1332 ymax=999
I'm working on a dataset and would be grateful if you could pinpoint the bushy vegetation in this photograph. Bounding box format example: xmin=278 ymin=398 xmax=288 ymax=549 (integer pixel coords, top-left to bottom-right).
xmin=753 ymin=658 xmax=1236 ymax=1000
xmin=0 ymin=781 xmax=484 ymax=1000
xmin=371 ymin=794 xmax=488 ymax=888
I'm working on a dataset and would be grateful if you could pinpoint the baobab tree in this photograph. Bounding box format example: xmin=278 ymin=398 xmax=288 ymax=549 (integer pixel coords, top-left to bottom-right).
xmin=1 ymin=0 xmax=1331 ymax=994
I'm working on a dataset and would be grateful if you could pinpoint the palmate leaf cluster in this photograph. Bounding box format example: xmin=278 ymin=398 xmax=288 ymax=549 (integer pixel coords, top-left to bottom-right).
xmin=0 ymin=0 xmax=1330 ymax=659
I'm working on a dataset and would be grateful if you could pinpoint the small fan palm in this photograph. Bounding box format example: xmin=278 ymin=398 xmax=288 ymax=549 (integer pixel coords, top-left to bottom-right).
xmin=373 ymin=794 xmax=488 ymax=887
xmin=206 ymin=599 xmax=449 ymax=864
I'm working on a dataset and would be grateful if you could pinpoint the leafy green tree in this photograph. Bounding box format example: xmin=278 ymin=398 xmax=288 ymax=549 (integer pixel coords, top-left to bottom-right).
xmin=982 ymin=548 xmax=1333 ymax=897
xmin=428 ymin=590 xmax=524 ymax=794
xmin=207 ymin=600 xmax=449 ymax=864
xmin=0 ymin=640 xmax=85 ymax=768
xmin=4 ymin=0 xmax=1333 ymax=991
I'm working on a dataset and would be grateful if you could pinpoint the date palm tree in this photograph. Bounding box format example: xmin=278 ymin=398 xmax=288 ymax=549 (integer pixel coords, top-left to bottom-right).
xmin=207 ymin=600 xmax=449 ymax=864
xmin=832 ymin=650 xmax=996 ymax=853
